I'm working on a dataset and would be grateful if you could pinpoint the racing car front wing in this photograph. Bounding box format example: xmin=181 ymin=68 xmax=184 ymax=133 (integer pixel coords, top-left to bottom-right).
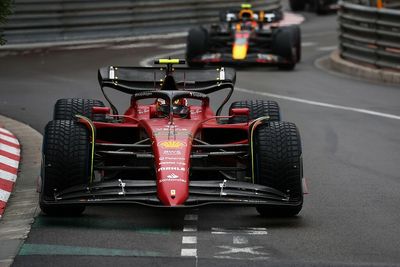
xmin=41 ymin=179 xmax=301 ymax=208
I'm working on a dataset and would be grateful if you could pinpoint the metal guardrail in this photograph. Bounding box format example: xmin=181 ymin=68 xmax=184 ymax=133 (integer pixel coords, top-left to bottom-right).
xmin=338 ymin=0 xmax=400 ymax=70
xmin=0 ymin=0 xmax=281 ymax=44
xmin=343 ymin=0 xmax=400 ymax=8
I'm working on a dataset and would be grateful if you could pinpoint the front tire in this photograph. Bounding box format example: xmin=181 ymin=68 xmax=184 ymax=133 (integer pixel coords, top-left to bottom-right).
xmin=229 ymin=100 xmax=281 ymax=123
xmin=54 ymin=98 xmax=105 ymax=121
xmin=273 ymin=28 xmax=297 ymax=70
xmin=314 ymin=0 xmax=328 ymax=14
xmin=253 ymin=121 xmax=303 ymax=217
xmin=186 ymin=27 xmax=208 ymax=67
xmin=287 ymin=25 xmax=301 ymax=63
xmin=40 ymin=120 xmax=90 ymax=216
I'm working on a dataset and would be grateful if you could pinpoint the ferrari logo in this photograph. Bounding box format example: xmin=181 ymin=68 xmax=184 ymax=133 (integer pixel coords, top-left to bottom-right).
xmin=158 ymin=141 xmax=186 ymax=149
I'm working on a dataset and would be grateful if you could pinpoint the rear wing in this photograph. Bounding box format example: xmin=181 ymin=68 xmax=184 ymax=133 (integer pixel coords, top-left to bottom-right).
xmin=98 ymin=66 xmax=236 ymax=94
xmin=220 ymin=8 xmax=283 ymax=23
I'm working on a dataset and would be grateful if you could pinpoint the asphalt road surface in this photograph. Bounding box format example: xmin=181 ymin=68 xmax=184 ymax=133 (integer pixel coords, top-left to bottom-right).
xmin=1 ymin=6 xmax=400 ymax=267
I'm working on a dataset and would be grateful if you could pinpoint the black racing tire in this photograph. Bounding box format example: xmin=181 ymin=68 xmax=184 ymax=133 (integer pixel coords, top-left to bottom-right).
xmin=253 ymin=121 xmax=303 ymax=217
xmin=54 ymin=98 xmax=106 ymax=121
xmin=39 ymin=120 xmax=90 ymax=216
xmin=229 ymin=100 xmax=280 ymax=123
xmin=273 ymin=27 xmax=297 ymax=70
xmin=289 ymin=0 xmax=306 ymax=11
xmin=287 ymin=25 xmax=301 ymax=63
xmin=314 ymin=0 xmax=328 ymax=14
xmin=186 ymin=27 xmax=208 ymax=67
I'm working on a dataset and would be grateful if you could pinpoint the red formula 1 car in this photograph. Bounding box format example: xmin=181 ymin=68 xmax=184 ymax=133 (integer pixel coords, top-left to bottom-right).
xmin=186 ymin=4 xmax=301 ymax=70
xmin=39 ymin=59 xmax=304 ymax=217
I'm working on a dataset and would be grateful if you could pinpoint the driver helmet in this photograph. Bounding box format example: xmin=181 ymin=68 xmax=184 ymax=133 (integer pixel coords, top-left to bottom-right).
xmin=155 ymin=98 xmax=189 ymax=117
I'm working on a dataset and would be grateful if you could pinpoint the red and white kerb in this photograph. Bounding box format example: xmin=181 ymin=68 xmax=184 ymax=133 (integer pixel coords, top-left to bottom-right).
xmin=0 ymin=127 xmax=20 ymax=218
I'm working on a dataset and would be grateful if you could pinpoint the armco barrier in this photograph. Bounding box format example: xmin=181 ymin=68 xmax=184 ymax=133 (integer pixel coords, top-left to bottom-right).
xmin=1 ymin=0 xmax=280 ymax=44
xmin=338 ymin=0 xmax=400 ymax=70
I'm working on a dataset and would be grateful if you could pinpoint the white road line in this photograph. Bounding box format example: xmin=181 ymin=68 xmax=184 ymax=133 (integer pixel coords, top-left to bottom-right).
xmin=233 ymin=236 xmax=249 ymax=244
xmin=216 ymin=245 xmax=269 ymax=256
xmin=0 ymin=144 xmax=20 ymax=156
xmin=139 ymin=50 xmax=184 ymax=67
xmin=108 ymin=43 xmax=157 ymax=50
xmin=0 ymin=170 xmax=17 ymax=182
xmin=236 ymin=87 xmax=400 ymax=121
xmin=318 ymin=46 xmax=337 ymax=51
xmin=211 ymin=227 xmax=268 ymax=235
xmin=0 ymin=189 xmax=11 ymax=202
xmin=184 ymin=214 xmax=198 ymax=221
xmin=182 ymin=236 xmax=197 ymax=244
xmin=302 ymin=42 xmax=317 ymax=47
xmin=181 ymin=248 xmax=197 ymax=257
xmin=0 ymin=155 xmax=19 ymax=168
xmin=181 ymin=211 xmax=199 ymax=258
xmin=161 ymin=43 xmax=186 ymax=50
xmin=183 ymin=225 xmax=198 ymax=232
xmin=0 ymin=133 xmax=19 ymax=145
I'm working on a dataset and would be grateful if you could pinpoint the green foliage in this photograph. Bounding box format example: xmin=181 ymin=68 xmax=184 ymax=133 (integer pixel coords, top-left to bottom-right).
xmin=0 ymin=0 xmax=13 ymax=45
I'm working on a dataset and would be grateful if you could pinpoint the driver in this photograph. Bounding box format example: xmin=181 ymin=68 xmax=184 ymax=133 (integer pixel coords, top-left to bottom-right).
xmin=155 ymin=98 xmax=189 ymax=118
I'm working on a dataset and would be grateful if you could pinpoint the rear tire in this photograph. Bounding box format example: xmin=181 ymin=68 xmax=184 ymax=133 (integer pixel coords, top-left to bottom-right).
xmin=273 ymin=28 xmax=297 ymax=70
xmin=289 ymin=0 xmax=306 ymax=11
xmin=40 ymin=120 xmax=90 ymax=216
xmin=229 ymin=100 xmax=280 ymax=123
xmin=186 ymin=27 xmax=208 ymax=67
xmin=54 ymin=98 xmax=105 ymax=121
xmin=253 ymin=121 xmax=303 ymax=217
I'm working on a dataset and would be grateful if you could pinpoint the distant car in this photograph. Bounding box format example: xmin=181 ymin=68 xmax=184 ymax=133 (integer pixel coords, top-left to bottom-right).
xmin=39 ymin=59 xmax=304 ymax=217
xmin=186 ymin=4 xmax=301 ymax=70
xmin=289 ymin=0 xmax=338 ymax=14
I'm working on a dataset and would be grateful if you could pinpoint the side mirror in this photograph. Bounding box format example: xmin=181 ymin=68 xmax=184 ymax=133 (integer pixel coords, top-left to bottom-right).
xmin=230 ymin=108 xmax=250 ymax=118
xmin=92 ymin=106 xmax=111 ymax=115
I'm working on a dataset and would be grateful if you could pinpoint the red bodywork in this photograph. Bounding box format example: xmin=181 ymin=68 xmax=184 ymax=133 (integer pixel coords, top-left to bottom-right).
xmin=90 ymin=93 xmax=249 ymax=207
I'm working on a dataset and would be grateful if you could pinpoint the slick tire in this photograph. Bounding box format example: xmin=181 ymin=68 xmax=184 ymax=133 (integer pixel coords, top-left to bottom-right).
xmin=253 ymin=122 xmax=303 ymax=217
xmin=54 ymin=98 xmax=106 ymax=121
xmin=289 ymin=0 xmax=306 ymax=11
xmin=39 ymin=120 xmax=90 ymax=216
xmin=186 ymin=27 xmax=208 ymax=67
xmin=273 ymin=27 xmax=297 ymax=70
xmin=229 ymin=100 xmax=280 ymax=123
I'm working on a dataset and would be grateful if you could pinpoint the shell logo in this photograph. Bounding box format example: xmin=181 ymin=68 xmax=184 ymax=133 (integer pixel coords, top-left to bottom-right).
xmin=158 ymin=141 xmax=186 ymax=149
